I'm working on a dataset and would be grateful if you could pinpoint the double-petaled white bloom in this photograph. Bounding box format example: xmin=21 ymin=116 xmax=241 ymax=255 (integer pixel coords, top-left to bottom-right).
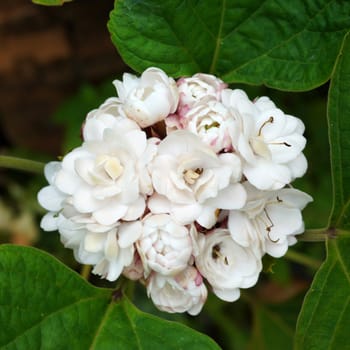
xmin=82 ymin=221 xmax=142 ymax=281
xmin=54 ymin=117 xmax=157 ymax=226
xmin=137 ymin=214 xmax=192 ymax=276
xmin=114 ymin=67 xmax=179 ymax=128
xmin=222 ymin=89 xmax=307 ymax=190
xmin=59 ymin=214 xmax=141 ymax=281
xmin=166 ymin=98 xmax=234 ymax=153
xmin=38 ymin=161 xmax=142 ymax=281
xmin=176 ymin=73 xmax=227 ymax=109
xmin=82 ymin=100 xmax=127 ymax=142
xmin=228 ymin=183 xmax=313 ymax=257
xmin=195 ymin=229 xmax=262 ymax=302
xmin=147 ymin=266 xmax=207 ymax=315
xmin=148 ymin=130 xmax=246 ymax=228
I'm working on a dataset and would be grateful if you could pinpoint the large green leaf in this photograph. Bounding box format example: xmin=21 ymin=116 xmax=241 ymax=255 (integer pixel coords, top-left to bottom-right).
xmin=327 ymin=32 xmax=350 ymax=230
xmin=0 ymin=245 xmax=220 ymax=349
xmin=294 ymin=235 xmax=350 ymax=349
xmin=295 ymin=33 xmax=350 ymax=349
xmin=108 ymin=0 xmax=350 ymax=90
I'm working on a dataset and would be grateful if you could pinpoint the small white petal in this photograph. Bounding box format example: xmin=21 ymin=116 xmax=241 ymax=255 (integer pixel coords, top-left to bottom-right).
xmin=118 ymin=221 xmax=142 ymax=248
xmin=93 ymin=203 xmax=128 ymax=225
xmin=213 ymin=287 xmax=240 ymax=302
xmin=40 ymin=212 xmax=58 ymax=231
xmin=38 ymin=186 xmax=65 ymax=212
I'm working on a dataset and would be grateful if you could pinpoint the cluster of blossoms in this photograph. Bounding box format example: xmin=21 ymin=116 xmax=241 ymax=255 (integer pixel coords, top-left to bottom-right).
xmin=38 ymin=68 xmax=312 ymax=315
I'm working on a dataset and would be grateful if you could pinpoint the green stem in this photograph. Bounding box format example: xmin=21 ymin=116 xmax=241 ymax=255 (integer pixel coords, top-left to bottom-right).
xmin=80 ymin=264 xmax=91 ymax=280
xmin=297 ymin=229 xmax=328 ymax=242
xmin=285 ymin=250 xmax=322 ymax=270
xmin=0 ymin=155 xmax=44 ymax=174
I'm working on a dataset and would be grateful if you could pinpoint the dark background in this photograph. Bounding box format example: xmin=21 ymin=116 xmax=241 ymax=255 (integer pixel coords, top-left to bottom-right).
xmin=0 ymin=0 xmax=126 ymax=156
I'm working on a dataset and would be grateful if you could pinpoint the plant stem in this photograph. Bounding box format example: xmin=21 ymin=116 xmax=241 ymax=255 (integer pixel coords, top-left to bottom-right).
xmin=285 ymin=250 xmax=322 ymax=270
xmin=80 ymin=264 xmax=91 ymax=280
xmin=0 ymin=155 xmax=44 ymax=174
xmin=297 ymin=229 xmax=328 ymax=242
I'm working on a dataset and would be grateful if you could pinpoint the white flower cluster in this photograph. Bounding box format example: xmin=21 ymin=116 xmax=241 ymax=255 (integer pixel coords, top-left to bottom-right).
xmin=38 ymin=68 xmax=312 ymax=315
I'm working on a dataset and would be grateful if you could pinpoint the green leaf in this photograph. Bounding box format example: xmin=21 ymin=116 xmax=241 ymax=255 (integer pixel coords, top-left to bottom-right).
xmin=327 ymin=32 xmax=350 ymax=230
xmin=0 ymin=245 xmax=220 ymax=349
xmin=108 ymin=0 xmax=350 ymax=90
xmin=295 ymin=235 xmax=350 ymax=349
xmin=32 ymin=0 xmax=72 ymax=5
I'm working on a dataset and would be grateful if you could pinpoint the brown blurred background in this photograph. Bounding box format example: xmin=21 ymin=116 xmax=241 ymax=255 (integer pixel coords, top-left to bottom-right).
xmin=0 ymin=0 xmax=127 ymax=156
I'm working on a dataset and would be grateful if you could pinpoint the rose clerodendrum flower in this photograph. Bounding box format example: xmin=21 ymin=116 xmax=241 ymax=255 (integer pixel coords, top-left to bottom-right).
xmin=147 ymin=266 xmax=208 ymax=315
xmin=222 ymin=88 xmax=307 ymax=190
xmin=195 ymin=229 xmax=262 ymax=302
xmin=148 ymin=130 xmax=246 ymax=228
xmin=228 ymin=182 xmax=313 ymax=258
xmin=114 ymin=67 xmax=179 ymax=128
xmin=38 ymin=67 xmax=312 ymax=315
xmin=137 ymin=213 xmax=192 ymax=277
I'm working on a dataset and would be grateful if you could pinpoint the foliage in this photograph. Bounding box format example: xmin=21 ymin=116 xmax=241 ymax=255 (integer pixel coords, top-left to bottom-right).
xmin=108 ymin=0 xmax=350 ymax=90
xmin=1 ymin=0 xmax=350 ymax=348
xmin=0 ymin=245 xmax=219 ymax=349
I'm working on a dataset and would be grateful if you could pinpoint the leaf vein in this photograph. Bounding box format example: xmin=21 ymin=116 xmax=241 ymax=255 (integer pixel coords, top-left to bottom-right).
xmin=89 ymin=298 xmax=116 ymax=349
xmin=223 ymin=0 xmax=336 ymax=78
xmin=209 ymin=0 xmax=226 ymax=73
xmin=221 ymin=0 xmax=268 ymax=41
xmin=327 ymin=295 xmax=350 ymax=349
xmin=300 ymin=258 xmax=336 ymax=345
xmin=2 ymin=295 xmax=109 ymax=348
xmin=122 ymin=301 xmax=143 ymax=350
xmin=333 ymin=240 xmax=350 ymax=284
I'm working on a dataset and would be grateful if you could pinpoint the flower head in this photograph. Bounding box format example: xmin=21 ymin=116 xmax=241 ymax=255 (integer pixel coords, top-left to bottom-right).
xmin=38 ymin=68 xmax=312 ymax=315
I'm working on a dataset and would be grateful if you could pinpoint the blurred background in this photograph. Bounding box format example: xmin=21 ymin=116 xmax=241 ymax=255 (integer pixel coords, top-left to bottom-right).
xmin=0 ymin=1 xmax=331 ymax=349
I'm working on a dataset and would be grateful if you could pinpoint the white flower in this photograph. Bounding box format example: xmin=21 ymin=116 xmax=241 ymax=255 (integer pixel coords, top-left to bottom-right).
xmin=63 ymin=215 xmax=141 ymax=281
xmin=148 ymin=130 xmax=246 ymax=228
xmin=74 ymin=217 xmax=139 ymax=281
xmin=52 ymin=118 xmax=157 ymax=226
xmin=166 ymin=98 xmax=234 ymax=153
xmin=222 ymin=89 xmax=307 ymax=190
xmin=195 ymin=229 xmax=262 ymax=302
xmin=82 ymin=98 xmax=128 ymax=142
xmin=147 ymin=266 xmax=207 ymax=315
xmin=113 ymin=67 xmax=179 ymax=128
xmin=228 ymin=183 xmax=313 ymax=257
xmin=137 ymin=213 xmax=192 ymax=277
xmin=87 ymin=221 xmax=142 ymax=281
xmin=177 ymin=73 xmax=227 ymax=108
xmin=40 ymin=186 xmax=142 ymax=282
